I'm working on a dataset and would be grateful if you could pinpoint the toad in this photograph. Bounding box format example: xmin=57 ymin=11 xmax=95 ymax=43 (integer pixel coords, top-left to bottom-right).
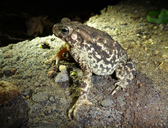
xmin=51 ymin=18 xmax=136 ymax=119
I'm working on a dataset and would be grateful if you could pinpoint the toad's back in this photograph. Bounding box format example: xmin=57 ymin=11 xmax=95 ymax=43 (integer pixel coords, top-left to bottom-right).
xmin=53 ymin=18 xmax=127 ymax=75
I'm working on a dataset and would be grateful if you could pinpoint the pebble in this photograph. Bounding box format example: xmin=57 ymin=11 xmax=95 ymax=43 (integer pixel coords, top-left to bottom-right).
xmin=32 ymin=91 xmax=49 ymax=102
xmin=59 ymin=65 xmax=67 ymax=71
xmin=162 ymin=53 xmax=168 ymax=59
xmin=3 ymin=69 xmax=13 ymax=76
xmin=76 ymin=68 xmax=83 ymax=79
xmin=47 ymin=70 xmax=55 ymax=78
xmin=22 ymin=89 xmax=32 ymax=96
xmin=100 ymin=99 xmax=113 ymax=107
xmin=11 ymin=68 xmax=16 ymax=74
xmin=55 ymin=67 xmax=69 ymax=82
xmin=31 ymin=103 xmax=42 ymax=113
xmin=159 ymin=24 xmax=164 ymax=30
xmin=49 ymin=96 xmax=55 ymax=102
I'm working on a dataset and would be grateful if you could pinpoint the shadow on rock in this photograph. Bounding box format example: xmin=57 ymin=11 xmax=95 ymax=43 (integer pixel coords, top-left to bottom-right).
xmin=70 ymin=72 xmax=168 ymax=127
xmin=0 ymin=94 xmax=29 ymax=128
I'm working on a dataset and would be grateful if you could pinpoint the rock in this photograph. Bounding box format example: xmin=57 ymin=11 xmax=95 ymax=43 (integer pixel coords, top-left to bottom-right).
xmin=0 ymin=81 xmax=18 ymax=105
xmin=55 ymin=67 xmax=69 ymax=82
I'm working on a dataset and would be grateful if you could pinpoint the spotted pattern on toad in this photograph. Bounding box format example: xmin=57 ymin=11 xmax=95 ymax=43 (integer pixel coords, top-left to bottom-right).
xmin=51 ymin=18 xmax=136 ymax=120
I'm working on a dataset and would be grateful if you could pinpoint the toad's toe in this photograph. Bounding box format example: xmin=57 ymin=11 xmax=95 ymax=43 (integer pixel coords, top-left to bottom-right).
xmin=68 ymin=99 xmax=92 ymax=120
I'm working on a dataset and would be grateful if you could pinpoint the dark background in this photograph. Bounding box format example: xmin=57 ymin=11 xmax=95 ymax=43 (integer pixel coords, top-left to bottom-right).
xmin=0 ymin=0 xmax=168 ymax=46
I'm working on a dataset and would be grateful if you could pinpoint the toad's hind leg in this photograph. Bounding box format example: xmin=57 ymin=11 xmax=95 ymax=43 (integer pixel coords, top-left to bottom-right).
xmin=111 ymin=59 xmax=136 ymax=95
xmin=68 ymin=68 xmax=93 ymax=120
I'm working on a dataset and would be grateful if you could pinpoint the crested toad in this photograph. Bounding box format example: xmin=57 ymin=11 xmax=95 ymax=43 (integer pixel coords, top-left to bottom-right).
xmin=52 ymin=18 xmax=136 ymax=119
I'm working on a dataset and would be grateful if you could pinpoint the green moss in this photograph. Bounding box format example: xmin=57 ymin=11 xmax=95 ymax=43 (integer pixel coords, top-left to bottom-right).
xmin=147 ymin=9 xmax=168 ymax=23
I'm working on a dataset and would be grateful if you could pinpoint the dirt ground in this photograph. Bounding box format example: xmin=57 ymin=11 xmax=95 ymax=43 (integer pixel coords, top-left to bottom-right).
xmin=0 ymin=0 xmax=168 ymax=127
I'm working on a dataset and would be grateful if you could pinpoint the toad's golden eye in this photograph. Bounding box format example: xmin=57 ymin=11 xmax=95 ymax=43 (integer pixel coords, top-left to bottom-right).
xmin=61 ymin=26 xmax=69 ymax=34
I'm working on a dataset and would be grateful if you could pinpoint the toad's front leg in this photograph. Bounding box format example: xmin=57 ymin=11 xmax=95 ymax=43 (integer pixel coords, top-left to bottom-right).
xmin=45 ymin=43 xmax=71 ymax=66
xmin=68 ymin=68 xmax=93 ymax=120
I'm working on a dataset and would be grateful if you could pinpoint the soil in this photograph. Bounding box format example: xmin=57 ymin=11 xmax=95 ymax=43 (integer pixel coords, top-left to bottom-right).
xmin=0 ymin=0 xmax=168 ymax=127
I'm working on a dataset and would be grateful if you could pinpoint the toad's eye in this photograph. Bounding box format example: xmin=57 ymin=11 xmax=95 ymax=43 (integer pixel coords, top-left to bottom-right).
xmin=61 ymin=26 xmax=69 ymax=34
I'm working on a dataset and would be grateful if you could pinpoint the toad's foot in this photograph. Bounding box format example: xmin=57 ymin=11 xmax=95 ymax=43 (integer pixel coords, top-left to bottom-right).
xmin=68 ymin=98 xmax=92 ymax=120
